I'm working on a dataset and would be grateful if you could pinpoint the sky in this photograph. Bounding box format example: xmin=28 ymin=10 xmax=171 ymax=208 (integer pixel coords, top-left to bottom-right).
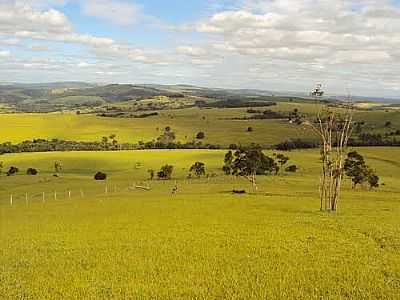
xmin=1 ymin=0 xmax=400 ymax=97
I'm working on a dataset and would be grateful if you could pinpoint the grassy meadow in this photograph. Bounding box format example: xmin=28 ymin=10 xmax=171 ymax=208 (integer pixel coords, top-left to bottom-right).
xmin=0 ymin=148 xmax=399 ymax=299
xmin=1 ymin=101 xmax=399 ymax=147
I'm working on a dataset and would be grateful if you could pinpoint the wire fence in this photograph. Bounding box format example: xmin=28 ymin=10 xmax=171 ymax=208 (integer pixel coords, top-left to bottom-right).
xmin=1 ymin=176 xmax=227 ymax=207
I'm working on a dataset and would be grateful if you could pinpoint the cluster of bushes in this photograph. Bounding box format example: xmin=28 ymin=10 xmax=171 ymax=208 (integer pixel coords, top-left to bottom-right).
xmin=274 ymin=139 xmax=319 ymax=151
xmin=230 ymin=109 xmax=285 ymax=120
xmin=0 ymin=166 xmax=39 ymax=176
xmin=98 ymin=112 xmax=159 ymax=118
xmin=349 ymin=133 xmax=400 ymax=147
xmin=199 ymin=99 xmax=277 ymax=109
xmin=0 ymin=133 xmax=221 ymax=154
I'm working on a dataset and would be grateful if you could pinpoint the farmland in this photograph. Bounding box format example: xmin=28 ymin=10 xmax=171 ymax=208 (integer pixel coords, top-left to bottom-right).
xmin=1 ymin=100 xmax=400 ymax=147
xmin=0 ymin=148 xmax=399 ymax=299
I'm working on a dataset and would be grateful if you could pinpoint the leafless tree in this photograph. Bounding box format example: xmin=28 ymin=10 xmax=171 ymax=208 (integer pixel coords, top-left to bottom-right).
xmin=304 ymin=84 xmax=354 ymax=212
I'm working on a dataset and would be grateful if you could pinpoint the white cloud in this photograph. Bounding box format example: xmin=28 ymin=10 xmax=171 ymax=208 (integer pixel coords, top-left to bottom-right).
xmin=80 ymin=0 xmax=142 ymax=27
xmin=0 ymin=50 xmax=10 ymax=58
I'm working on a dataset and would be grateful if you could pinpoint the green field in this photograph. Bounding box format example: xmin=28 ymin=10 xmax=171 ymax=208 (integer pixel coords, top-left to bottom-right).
xmin=1 ymin=148 xmax=399 ymax=299
xmin=1 ymin=101 xmax=400 ymax=147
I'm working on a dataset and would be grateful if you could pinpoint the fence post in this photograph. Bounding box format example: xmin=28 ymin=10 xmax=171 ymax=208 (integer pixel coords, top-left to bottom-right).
xmin=42 ymin=192 xmax=45 ymax=203
xmin=68 ymin=191 xmax=71 ymax=199
xmin=80 ymin=189 xmax=84 ymax=198
xmin=10 ymin=194 xmax=13 ymax=206
xmin=54 ymin=191 xmax=57 ymax=201
xmin=25 ymin=193 xmax=28 ymax=205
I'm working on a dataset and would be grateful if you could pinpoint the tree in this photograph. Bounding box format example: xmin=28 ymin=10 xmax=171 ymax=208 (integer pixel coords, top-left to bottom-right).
xmin=101 ymin=136 xmax=109 ymax=150
xmin=344 ymin=151 xmax=366 ymax=188
xmin=223 ymin=145 xmax=278 ymax=190
xmin=247 ymin=127 xmax=253 ymax=132
xmin=109 ymin=134 xmax=118 ymax=150
xmin=344 ymin=151 xmax=379 ymax=190
xmin=54 ymin=161 xmax=62 ymax=176
xmin=148 ymin=169 xmax=155 ymax=180
xmin=157 ymin=127 xmax=176 ymax=145
xmin=189 ymin=162 xmax=206 ymax=178
xmin=223 ymin=150 xmax=234 ymax=175
xmin=157 ymin=165 xmax=174 ymax=180
xmin=0 ymin=161 xmax=3 ymax=175
xmin=196 ymin=132 xmax=205 ymax=139
xmin=367 ymin=170 xmax=380 ymax=190
xmin=304 ymin=84 xmax=353 ymax=211
xmin=275 ymin=153 xmax=290 ymax=173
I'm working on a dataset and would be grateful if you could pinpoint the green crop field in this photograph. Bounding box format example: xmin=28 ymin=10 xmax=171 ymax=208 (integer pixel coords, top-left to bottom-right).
xmin=1 ymin=148 xmax=399 ymax=299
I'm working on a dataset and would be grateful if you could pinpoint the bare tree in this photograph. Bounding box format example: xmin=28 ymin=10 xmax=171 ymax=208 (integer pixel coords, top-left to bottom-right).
xmin=304 ymin=84 xmax=354 ymax=212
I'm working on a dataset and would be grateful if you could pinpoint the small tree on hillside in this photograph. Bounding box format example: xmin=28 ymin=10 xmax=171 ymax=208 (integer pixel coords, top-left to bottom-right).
xmin=344 ymin=151 xmax=379 ymax=190
xmin=189 ymin=162 xmax=206 ymax=178
xmin=157 ymin=127 xmax=176 ymax=145
xmin=157 ymin=165 xmax=174 ymax=180
xmin=223 ymin=145 xmax=278 ymax=190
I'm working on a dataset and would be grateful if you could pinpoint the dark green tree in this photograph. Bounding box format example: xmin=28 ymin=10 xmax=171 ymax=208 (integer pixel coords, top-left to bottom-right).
xmin=157 ymin=165 xmax=174 ymax=180
xmin=189 ymin=162 xmax=206 ymax=178
xmin=224 ymin=145 xmax=278 ymax=190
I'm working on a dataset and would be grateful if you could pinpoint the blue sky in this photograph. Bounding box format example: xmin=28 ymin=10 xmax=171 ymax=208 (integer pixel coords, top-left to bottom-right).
xmin=1 ymin=0 xmax=400 ymax=97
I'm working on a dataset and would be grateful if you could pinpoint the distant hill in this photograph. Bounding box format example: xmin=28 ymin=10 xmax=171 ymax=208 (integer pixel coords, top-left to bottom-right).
xmin=0 ymin=82 xmax=398 ymax=112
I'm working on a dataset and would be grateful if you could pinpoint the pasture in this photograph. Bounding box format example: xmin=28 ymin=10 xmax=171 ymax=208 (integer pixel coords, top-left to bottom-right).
xmin=0 ymin=148 xmax=399 ymax=299
xmin=0 ymin=101 xmax=399 ymax=147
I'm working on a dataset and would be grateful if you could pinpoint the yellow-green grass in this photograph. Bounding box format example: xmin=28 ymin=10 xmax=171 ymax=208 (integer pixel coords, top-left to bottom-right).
xmin=1 ymin=101 xmax=400 ymax=147
xmin=0 ymin=108 xmax=310 ymax=147
xmin=0 ymin=148 xmax=399 ymax=299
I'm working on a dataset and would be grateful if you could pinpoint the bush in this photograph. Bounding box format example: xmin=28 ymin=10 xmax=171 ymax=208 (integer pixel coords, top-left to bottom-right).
xmin=196 ymin=132 xmax=205 ymax=139
xmin=285 ymin=165 xmax=298 ymax=172
xmin=247 ymin=127 xmax=253 ymax=132
xmin=157 ymin=165 xmax=174 ymax=180
xmin=94 ymin=172 xmax=107 ymax=180
xmin=6 ymin=166 xmax=19 ymax=176
xmin=26 ymin=168 xmax=38 ymax=175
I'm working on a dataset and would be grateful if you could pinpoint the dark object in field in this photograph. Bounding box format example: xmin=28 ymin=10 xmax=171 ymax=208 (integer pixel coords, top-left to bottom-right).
xmin=53 ymin=174 xmax=59 ymax=177
xmin=6 ymin=166 xmax=19 ymax=176
xmin=285 ymin=165 xmax=298 ymax=172
xmin=26 ymin=168 xmax=38 ymax=175
xmin=232 ymin=189 xmax=246 ymax=194
xmin=94 ymin=172 xmax=107 ymax=180
xmin=196 ymin=131 xmax=205 ymax=139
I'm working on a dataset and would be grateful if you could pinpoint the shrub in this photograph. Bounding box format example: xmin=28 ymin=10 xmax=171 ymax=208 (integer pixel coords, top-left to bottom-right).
xmin=247 ymin=127 xmax=253 ymax=132
xmin=285 ymin=165 xmax=298 ymax=172
xmin=196 ymin=132 xmax=205 ymax=139
xmin=94 ymin=172 xmax=107 ymax=180
xmin=6 ymin=166 xmax=19 ymax=176
xmin=157 ymin=165 xmax=174 ymax=180
xmin=26 ymin=168 xmax=38 ymax=175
